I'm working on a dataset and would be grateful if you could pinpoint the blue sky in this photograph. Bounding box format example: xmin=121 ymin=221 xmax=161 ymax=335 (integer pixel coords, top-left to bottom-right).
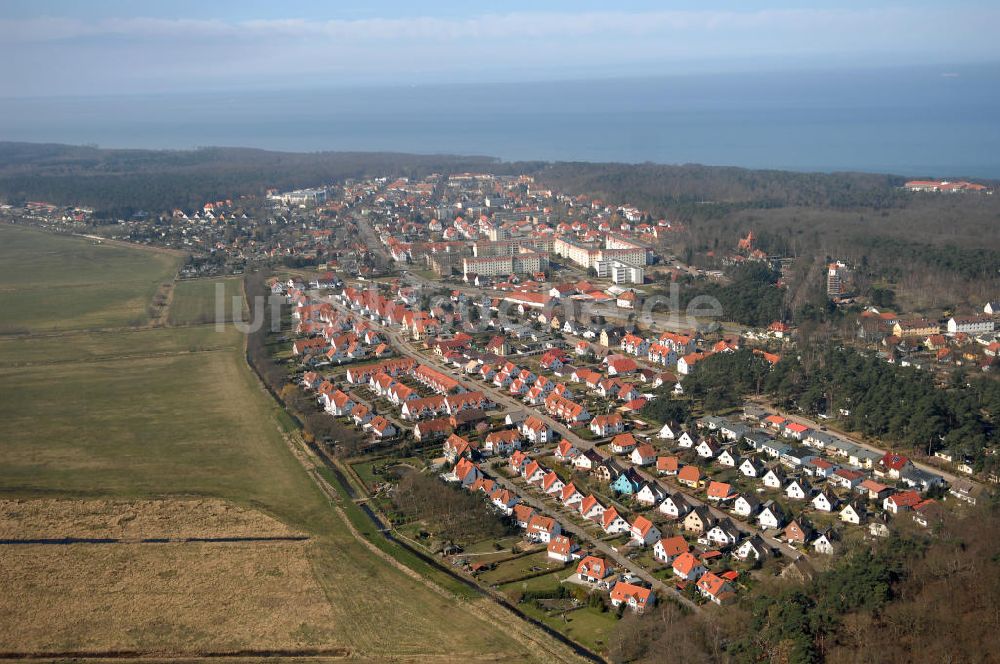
xmin=3 ymin=1 xmax=998 ymax=97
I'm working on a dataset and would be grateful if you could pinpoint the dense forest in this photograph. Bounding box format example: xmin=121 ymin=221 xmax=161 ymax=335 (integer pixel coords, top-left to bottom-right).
xmin=676 ymin=263 xmax=789 ymax=327
xmin=610 ymin=501 xmax=1000 ymax=663
xmin=538 ymin=162 xmax=910 ymax=210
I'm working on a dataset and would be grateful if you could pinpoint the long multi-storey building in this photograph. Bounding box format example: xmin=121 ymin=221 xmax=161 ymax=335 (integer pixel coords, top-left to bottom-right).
xmin=463 ymin=248 xmax=548 ymax=277
xmin=553 ymin=235 xmax=647 ymax=270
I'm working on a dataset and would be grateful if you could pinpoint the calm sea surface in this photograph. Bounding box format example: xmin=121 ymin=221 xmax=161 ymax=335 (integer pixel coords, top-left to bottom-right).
xmin=3 ymin=65 xmax=999 ymax=177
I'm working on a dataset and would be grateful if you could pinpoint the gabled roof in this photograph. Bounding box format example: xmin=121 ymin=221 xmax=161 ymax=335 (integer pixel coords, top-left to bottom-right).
xmin=672 ymin=551 xmax=702 ymax=575
xmin=656 ymin=535 xmax=689 ymax=558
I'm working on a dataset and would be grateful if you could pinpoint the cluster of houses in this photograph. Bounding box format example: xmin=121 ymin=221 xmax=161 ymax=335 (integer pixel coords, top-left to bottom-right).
xmin=857 ymin=307 xmax=998 ymax=374
xmin=287 ymin=285 xmax=392 ymax=365
xmin=442 ymin=432 xmax=747 ymax=609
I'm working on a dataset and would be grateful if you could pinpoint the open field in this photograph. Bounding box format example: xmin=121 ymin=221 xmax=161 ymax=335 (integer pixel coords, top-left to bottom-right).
xmin=0 ymin=541 xmax=343 ymax=654
xmin=0 ymin=324 xmax=235 ymax=368
xmin=169 ymin=277 xmax=244 ymax=326
xmin=0 ymin=227 xmax=539 ymax=661
xmin=0 ymin=225 xmax=180 ymax=332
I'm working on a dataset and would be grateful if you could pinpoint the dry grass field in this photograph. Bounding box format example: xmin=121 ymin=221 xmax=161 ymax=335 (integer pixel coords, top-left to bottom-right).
xmin=0 ymin=498 xmax=302 ymax=540
xmin=0 ymin=225 xmax=544 ymax=662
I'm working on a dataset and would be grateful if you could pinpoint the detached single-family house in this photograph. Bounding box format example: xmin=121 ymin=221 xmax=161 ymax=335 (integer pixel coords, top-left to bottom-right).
xmin=547 ymin=535 xmax=580 ymax=562
xmin=554 ymin=439 xmax=579 ymax=462
xmin=579 ymin=494 xmax=606 ymax=521
xmin=884 ymin=490 xmax=923 ymax=514
xmin=602 ymin=506 xmax=632 ymax=534
xmin=740 ymin=458 xmax=765 ymax=478
xmin=785 ymin=479 xmax=812 ymax=501
xmin=757 ymin=501 xmax=786 ymax=529
xmin=560 ymin=482 xmax=584 ymax=508
xmin=653 ymin=535 xmax=689 ymax=564
xmin=610 ymin=581 xmax=655 ymax=614
xmin=659 ymin=493 xmax=693 ymax=519
xmin=611 ymin=433 xmax=638 ymax=455
xmin=631 ymin=443 xmax=658 ymax=467
xmin=672 ymin=551 xmax=707 ymax=580
xmin=762 ymin=468 xmax=786 ymax=489
xmin=717 ymin=449 xmax=741 ymax=467
xmin=732 ymin=493 xmax=761 ymax=518
xmin=812 ymin=532 xmax=835 ymax=555
xmin=630 ymin=515 xmax=661 ymax=546
xmin=683 ymin=506 xmax=715 ymax=534
xmin=812 ymin=491 xmax=838 ymax=512
xmin=526 ymin=514 xmax=561 ymax=543
xmin=706 ymin=481 xmax=737 ymax=503
xmin=677 ymin=465 xmax=705 ymax=489
xmin=839 ymin=502 xmax=866 ymax=525
xmin=734 ymin=534 xmax=772 ymax=561
xmin=656 ymin=455 xmax=680 ymax=476
xmin=577 ymin=555 xmax=613 ymax=585
xmin=658 ymin=423 xmax=678 ymax=440
xmin=704 ymin=518 xmax=741 ymax=548
xmin=612 ymin=467 xmax=644 ymax=495
xmin=591 ymin=412 xmax=625 ymax=437
xmin=696 ymin=571 xmax=737 ymax=605
xmin=574 ymin=448 xmax=604 ymax=472
xmin=677 ymin=431 xmax=697 ymax=448
xmin=784 ymin=519 xmax=814 ymax=545
xmin=635 ymin=481 xmax=668 ymax=506
xmin=696 ymin=439 xmax=721 ymax=459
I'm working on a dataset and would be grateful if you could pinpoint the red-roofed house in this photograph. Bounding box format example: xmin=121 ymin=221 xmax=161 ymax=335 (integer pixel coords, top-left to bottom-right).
xmin=577 ymin=555 xmax=612 ymax=585
xmin=610 ymin=581 xmax=655 ymax=613
xmin=630 ymin=515 xmax=661 ymax=546
xmin=696 ymin=572 xmax=737 ymax=605
xmin=547 ymin=535 xmax=580 ymax=562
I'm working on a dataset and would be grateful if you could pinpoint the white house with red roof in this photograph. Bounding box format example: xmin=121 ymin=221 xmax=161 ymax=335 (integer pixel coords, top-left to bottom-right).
xmin=630 ymin=515 xmax=661 ymax=546
xmin=630 ymin=443 xmax=657 ymax=467
xmin=576 ymin=555 xmax=613 ymax=586
xmin=671 ymin=551 xmax=706 ymax=581
xmin=653 ymin=535 xmax=689 ymax=564
xmin=526 ymin=514 xmax=561 ymax=543
xmin=601 ymin=506 xmax=631 ymax=534
xmin=547 ymin=535 xmax=580 ymax=562
xmin=446 ymin=458 xmax=481 ymax=487
xmin=695 ymin=571 xmax=737 ymax=605
xmin=590 ymin=412 xmax=624 ymax=437
xmin=520 ymin=415 xmax=552 ymax=444
xmin=610 ymin=581 xmax=655 ymax=613
xmin=367 ymin=415 xmax=396 ymax=439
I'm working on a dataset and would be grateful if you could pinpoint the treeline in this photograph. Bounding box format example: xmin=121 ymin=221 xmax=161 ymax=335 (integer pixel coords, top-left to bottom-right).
xmin=538 ymin=162 xmax=908 ymax=211
xmin=0 ymin=142 xmax=537 ymax=218
xmin=611 ymin=503 xmax=1000 ymax=663
xmin=391 ymin=471 xmax=514 ymax=543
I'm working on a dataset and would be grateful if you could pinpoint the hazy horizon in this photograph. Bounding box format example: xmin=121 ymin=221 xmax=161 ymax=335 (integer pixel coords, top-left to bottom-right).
xmin=3 ymin=2 xmax=999 ymax=177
